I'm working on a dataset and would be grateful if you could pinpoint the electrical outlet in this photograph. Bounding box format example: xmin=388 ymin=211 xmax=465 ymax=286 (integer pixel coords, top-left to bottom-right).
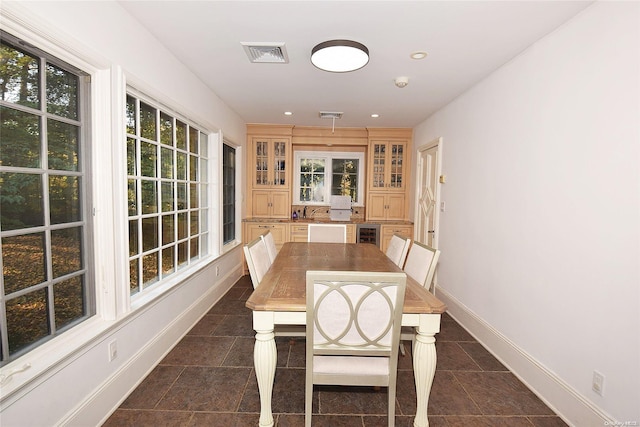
xmin=592 ymin=370 xmax=604 ymax=396
xmin=108 ymin=340 xmax=118 ymax=362
xmin=215 ymin=266 xmax=220 ymax=276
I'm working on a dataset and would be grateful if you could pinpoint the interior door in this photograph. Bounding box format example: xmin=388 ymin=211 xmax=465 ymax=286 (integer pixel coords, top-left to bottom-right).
xmin=415 ymin=139 xmax=441 ymax=247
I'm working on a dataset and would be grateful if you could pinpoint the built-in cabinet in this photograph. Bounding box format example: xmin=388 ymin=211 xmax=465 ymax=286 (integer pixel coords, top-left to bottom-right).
xmin=245 ymin=126 xmax=413 ymax=248
xmin=251 ymin=190 xmax=289 ymax=218
xmin=246 ymin=125 xmax=294 ymax=219
xmin=249 ymin=222 xmax=358 ymax=245
xmin=367 ymin=193 xmax=406 ymax=221
xmin=366 ymin=129 xmax=411 ymax=221
xmin=289 ymin=224 xmax=309 ymax=242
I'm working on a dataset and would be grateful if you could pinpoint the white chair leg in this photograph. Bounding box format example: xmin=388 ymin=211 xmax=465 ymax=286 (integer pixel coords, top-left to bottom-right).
xmin=399 ymin=342 xmax=406 ymax=356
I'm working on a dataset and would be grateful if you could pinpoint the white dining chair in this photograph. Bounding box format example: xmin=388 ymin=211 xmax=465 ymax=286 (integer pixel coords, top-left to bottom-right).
xmin=400 ymin=241 xmax=441 ymax=356
xmin=307 ymin=223 xmax=347 ymax=243
xmin=403 ymin=241 xmax=440 ymax=294
xmin=305 ymin=270 xmax=406 ymax=427
xmin=260 ymin=230 xmax=278 ymax=264
xmin=244 ymin=237 xmax=305 ymax=339
xmin=243 ymin=236 xmax=272 ymax=289
xmin=385 ymin=233 xmax=411 ymax=268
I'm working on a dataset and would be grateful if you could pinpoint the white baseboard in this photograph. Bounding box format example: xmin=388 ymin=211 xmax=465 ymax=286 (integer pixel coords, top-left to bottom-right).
xmin=61 ymin=265 xmax=242 ymax=427
xmin=436 ymin=288 xmax=613 ymax=427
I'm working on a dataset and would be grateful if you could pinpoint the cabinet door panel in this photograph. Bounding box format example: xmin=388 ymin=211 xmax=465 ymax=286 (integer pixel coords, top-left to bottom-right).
xmin=388 ymin=142 xmax=406 ymax=191
xmin=367 ymin=193 xmax=388 ymax=220
xmin=253 ymin=139 xmax=270 ymax=186
xmin=370 ymin=142 xmax=387 ymax=189
xmin=252 ymin=191 xmax=272 ymax=217
xmin=386 ymin=193 xmax=406 ymax=220
xmin=270 ymin=191 xmax=291 ymax=218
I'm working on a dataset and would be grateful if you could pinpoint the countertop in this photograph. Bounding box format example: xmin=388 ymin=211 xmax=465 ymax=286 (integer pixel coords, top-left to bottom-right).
xmin=243 ymin=218 xmax=414 ymax=225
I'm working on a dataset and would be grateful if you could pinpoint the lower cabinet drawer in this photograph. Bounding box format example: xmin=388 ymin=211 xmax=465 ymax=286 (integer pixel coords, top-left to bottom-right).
xmin=290 ymin=224 xmax=308 ymax=242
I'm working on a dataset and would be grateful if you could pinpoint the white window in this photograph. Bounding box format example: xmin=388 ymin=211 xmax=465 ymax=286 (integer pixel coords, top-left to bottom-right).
xmin=0 ymin=32 xmax=94 ymax=365
xmin=294 ymin=151 xmax=364 ymax=206
xmin=222 ymin=142 xmax=236 ymax=245
xmin=125 ymin=93 xmax=210 ymax=296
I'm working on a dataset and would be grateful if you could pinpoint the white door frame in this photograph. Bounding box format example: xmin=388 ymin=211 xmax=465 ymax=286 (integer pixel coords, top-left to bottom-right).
xmin=414 ymin=137 xmax=443 ymax=247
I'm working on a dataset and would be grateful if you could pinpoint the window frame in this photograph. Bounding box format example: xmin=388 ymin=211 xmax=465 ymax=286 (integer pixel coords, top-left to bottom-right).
xmin=124 ymin=88 xmax=213 ymax=299
xmin=0 ymin=31 xmax=95 ymax=366
xmin=293 ymin=150 xmax=365 ymax=206
xmin=221 ymin=141 xmax=236 ymax=245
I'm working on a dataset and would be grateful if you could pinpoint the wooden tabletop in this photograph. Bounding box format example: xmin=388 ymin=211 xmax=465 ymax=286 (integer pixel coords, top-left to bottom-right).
xmin=246 ymin=242 xmax=447 ymax=314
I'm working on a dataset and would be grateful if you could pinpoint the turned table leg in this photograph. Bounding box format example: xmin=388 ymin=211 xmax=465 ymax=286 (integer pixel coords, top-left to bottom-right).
xmin=412 ymin=314 xmax=441 ymax=427
xmin=253 ymin=312 xmax=277 ymax=427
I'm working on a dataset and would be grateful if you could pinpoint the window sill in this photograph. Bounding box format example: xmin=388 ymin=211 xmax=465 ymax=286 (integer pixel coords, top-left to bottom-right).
xmin=0 ymin=254 xmax=220 ymax=405
xmin=0 ymin=315 xmax=115 ymax=405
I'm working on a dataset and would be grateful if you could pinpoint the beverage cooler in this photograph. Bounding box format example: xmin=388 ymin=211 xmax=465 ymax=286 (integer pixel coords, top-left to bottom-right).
xmin=356 ymin=223 xmax=380 ymax=247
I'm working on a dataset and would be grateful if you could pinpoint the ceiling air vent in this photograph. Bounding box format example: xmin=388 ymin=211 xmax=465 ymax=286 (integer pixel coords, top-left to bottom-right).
xmin=319 ymin=111 xmax=343 ymax=119
xmin=241 ymin=42 xmax=289 ymax=63
xmin=319 ymin=111 xmax=343 ymax=133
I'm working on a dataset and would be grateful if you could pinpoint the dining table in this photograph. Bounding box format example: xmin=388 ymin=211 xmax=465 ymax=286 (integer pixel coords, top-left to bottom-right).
xmin=245 ymin=242 xmax=447 ymax=427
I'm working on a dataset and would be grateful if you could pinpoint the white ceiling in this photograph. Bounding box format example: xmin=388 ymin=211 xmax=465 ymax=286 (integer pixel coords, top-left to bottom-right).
xmin=119 ymin=1 xmax=593 ymax=128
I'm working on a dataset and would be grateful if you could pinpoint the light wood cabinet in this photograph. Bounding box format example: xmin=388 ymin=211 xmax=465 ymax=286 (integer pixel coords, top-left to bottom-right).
xmin=289 ymin=223 xmax=309 ymax=242
xmin=246 ymin=125 xmax=294 ymax=218
xmin=288 ymin=223 xmax=356 ymax=243
xmin=368 ymin=140 xmax=409 ymax=192
xmin=366 ymin=129 xmax=412 ymax=221
xmin=367 ymin=193 xmax=406 ymax=221
xmin=346 ymin=224 xmax=356 ymax=243
xmin=380 ymin=224 xmax=414 ymax=254
xmin=244 ymin=222 xmax=288 ymax=247
xmin=252 ymin=190 xmax=290 ymax=218
xmin=251 ymin=136 xmax=290 ymax=188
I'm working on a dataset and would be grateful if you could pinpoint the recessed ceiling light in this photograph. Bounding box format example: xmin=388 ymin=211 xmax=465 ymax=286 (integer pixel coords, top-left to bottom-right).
xmin=284 ymin=111 xmax=293 ymax=116
xmin=371 ymin=114 xmax=379 ymax=118
xmin=410 ymin=51 xmax=428 ymax=60
xmin=311 ymin=40 xmax=369 ymax=73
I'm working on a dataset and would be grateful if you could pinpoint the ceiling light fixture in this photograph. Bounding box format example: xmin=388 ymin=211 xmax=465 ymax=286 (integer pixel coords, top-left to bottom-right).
xmin=311 ymin=40 xmax=369 ymax=73
xmin=284 ymin=111 xmax=293 ymax=116
xmin=410 ymin=51 xmax=428 ymax=60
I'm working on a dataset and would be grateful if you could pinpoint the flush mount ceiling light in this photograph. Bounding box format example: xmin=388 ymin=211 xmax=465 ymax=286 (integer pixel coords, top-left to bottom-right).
xmin=410 ymin=51 xmax=428 ymax=60
xmin=311 ymin=40 xmax=369 ymax=73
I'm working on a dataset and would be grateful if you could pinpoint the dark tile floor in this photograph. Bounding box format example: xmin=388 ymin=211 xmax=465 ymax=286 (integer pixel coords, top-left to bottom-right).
xmin=104 ymin=276 xmax=567 ymax=426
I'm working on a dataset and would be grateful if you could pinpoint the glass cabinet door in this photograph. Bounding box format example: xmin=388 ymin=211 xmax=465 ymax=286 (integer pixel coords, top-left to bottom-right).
xmin=255 ymin=140 xmax=268 ymax=185
xmin=273 ymin=141 xmax=286 ymax=186
xmin=252 ymin=138 xmax=289 ymax=188
xmin=371 ymin=143 xmax=386 ymax=188
xmin=389 ymin=143 xmax=404 ymax=189
xmin=369 ymin=141 xmax=406 ymax=191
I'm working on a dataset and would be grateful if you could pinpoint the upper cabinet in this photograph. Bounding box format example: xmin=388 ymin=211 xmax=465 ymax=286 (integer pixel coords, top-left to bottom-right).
xmin=251 ymin=137 xmax=290 ymax=188
xmin=368 ymin=140 xmax=408 ymax=192
xmin=247 ymin=124 xmax=294 ymax=218
xmin=366 ymin=128 xmax=412 ymax=221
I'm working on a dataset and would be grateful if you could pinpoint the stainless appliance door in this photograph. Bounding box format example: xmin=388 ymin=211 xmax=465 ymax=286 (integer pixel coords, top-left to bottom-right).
xmin=356 ymin=224 xmax=380 ymax=247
